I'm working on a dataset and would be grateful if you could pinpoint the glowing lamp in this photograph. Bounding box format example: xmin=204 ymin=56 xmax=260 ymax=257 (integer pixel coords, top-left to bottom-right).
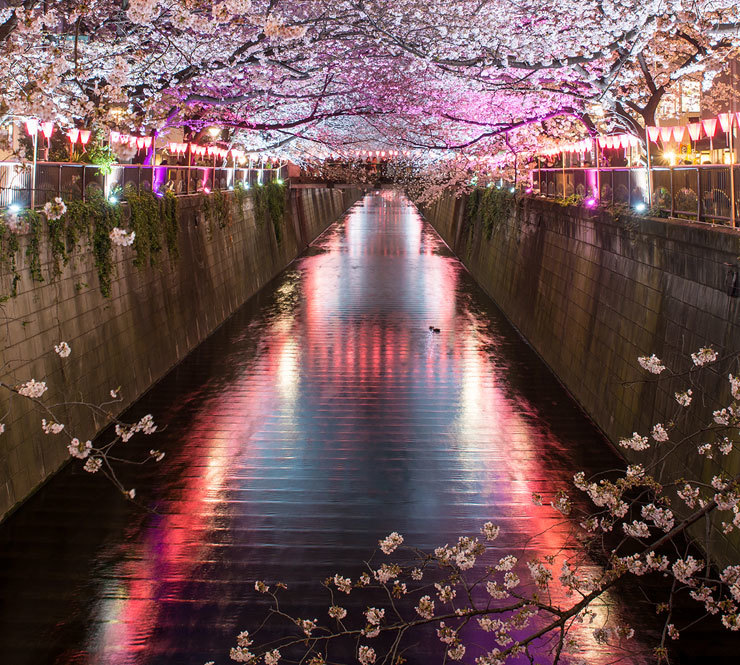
xmin=79 ymin=130 xmax=91 ymax=145
xmin=584 ymin=197 xmax=597 ymax=208
xmin=24 ymin=118 xmax=38 ymax=135
xmin=672 ymin=126 xmax=686 ymax=142
xmin=687 ymin=123 xmax=702 ymax=141
xmin=646 ymin=126 xmax=660 ymax=143
xmin=619 ymin=135 xmax=631 ymax=149
xmin=8 ymin=203 xmax=21 ymax=214
xmin=597 ymin=136 xmax=608 ymax=148
xmin=67 ymin=128 xmax=80 ymax=143
xmin=634 ymin=202 xmax=647 ymax=213
xmin=660 ymin=127 xmax=673 ymax=143
xmin=701 ymin=118 xmax=718 ymax=137
xmin=718 ymin=113 xmax=733 ymax=133
xmin=142 ymin=137 xmax=153 ymax=149
xmin=119 ymin=134 xmax=129 ymax=144
xmin=41 ymin=122 xmax=54 ymax=139
xmin=135 ymin=137 xmax=145 ymax=149
xmin=168 ymin=142 xmax=179 ymax=153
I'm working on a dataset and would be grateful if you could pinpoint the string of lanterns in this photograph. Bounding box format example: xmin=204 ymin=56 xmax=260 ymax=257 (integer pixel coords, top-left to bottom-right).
xmin=539 ymin=134 xmax=640 ymax=157
xmin=646 ymin=112 xmax=740 ymax=143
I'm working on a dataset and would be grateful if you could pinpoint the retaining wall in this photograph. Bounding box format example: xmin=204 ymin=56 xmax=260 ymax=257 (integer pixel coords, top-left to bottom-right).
xmin=424 ymin=193 xmax=740 ymax=561
xmin=0 ymin=186 xmax=363 ymax=519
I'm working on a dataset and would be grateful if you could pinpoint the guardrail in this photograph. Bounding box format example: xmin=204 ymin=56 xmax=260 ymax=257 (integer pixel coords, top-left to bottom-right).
xmin=0 ymin=162 xmax=289 ymax=209
xmin=532 ymin=165 xmax=739 ymax=226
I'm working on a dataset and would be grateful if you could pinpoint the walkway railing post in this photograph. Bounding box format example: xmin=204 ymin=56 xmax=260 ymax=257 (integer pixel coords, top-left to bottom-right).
xmin=730 ymin=122 xmax=736 ymax=228
xmin=645 ymin=126 xmax=653 ymax=207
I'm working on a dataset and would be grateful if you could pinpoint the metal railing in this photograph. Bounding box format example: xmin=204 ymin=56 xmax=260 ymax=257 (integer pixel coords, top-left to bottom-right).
xmin=532 ymin=165 xmax=740 ymax=226
xmin=0 ymin=162 xmax=289 ymax=209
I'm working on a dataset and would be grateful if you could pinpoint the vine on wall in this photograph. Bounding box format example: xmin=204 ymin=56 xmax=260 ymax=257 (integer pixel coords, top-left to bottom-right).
xmin=465 ymin=186 xmax=517 ymax=241
xmin=0 ymin=185 xmax=279 ymax=301
xmin=251 ymin=181 xmax=287 ymax=244
xmin=200 ymin=188 xmax=231 ymax=233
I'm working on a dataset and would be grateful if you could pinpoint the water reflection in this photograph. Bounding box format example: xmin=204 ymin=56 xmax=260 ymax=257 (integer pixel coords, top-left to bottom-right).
xmin=0 ymin=191 xmax=709 ymax=664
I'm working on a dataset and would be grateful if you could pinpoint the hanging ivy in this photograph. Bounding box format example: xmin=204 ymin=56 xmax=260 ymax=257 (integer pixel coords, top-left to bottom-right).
xmin=25 ymin=210 xmax=44 ymax=283
xmin=0 ymin=220 xmax=21 ymax=299
xmin=251 ymin=181 xmax=287 ymax=244
xmin=161 ymin=191 xmax=179 ymax=260
xmin=127 ymin=185 xmax=163 ymax=268
xmin=233 ymin=182 xmax=249 ymax=222
xmin=200 ymin=188 xmax=231 ymax=230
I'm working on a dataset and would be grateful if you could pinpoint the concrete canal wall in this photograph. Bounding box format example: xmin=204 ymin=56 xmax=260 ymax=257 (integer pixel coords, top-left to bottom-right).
xmin=424 ymin=193 xmax=740 ymax=561
xmin=0 ymin=185 xmax=363 ymax=519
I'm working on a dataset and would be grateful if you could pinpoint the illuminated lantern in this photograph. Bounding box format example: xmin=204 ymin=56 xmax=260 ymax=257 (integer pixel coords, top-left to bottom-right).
xmin=701 ymin=118 xmax=718 ymax=137
xmin=79 ymin=130 xmax=91 ymax=145
xmin=672 ymin=126 xmax=686 ymax=142
xmin=585 ymin=138 xmax=593 ymax=150
xmin=660 ymin=127 xmax=673 ymax=143
xmin=718 ymin=113 xmax=733 ymax=133
xmin=597 ymin=136 xmax=607 ymax=147
xmin=687 ymin=123 xmax=702 ymax=141
xmin=647 ymin=126 xmax=660 ymax=142
xmin=40 ymin=122 xmax=54 ymax=139
xmin=628 ymin=135 xmax=639 ymax=147
xmin=168 ymin=142 xmax=179 ymax=153
xmin=119 ymin=134 xmax=129 ymax=144
xmin=619 ymin=135 xmax=631 ymax=149
xmin=24 ymin=118 xmax=38 ymax=135
xmin=142 ymin=137 xmax=153 ymax=149
xmin=67 ymin=128 xmax=80 ymax=143
xmin=136 ymin=137 xmax=146 ymax=149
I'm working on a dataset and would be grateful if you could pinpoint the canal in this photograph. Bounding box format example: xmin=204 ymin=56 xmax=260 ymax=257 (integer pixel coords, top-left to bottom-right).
xmin=0 ymin=191 xmax=728 ymax=663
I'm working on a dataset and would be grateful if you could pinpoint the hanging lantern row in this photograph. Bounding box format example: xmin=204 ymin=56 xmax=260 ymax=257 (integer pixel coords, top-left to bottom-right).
xmin=24 ymin=118 xmax=91 ymax=144
xmin=24 ymin=119 xmax=56 ymax=140
xmin=539 ymin=133 xmax=640 ymax=157
xmin=646 ymin=112 xmax=740 ymax=143
xmin=307 ymin=149 xmax=413 ymax=160
xmin=110 ymin=131 xmax=152 ymax=150
xmin=67 ymin=128 xmax=92 ymax=145
xmin=166 ymin=142 xmax=248 ymax=161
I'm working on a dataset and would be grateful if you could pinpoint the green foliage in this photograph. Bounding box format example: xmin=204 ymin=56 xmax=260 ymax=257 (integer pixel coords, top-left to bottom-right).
xmin=85 ymin=143 xmax=117 ymax=176
xmin=0 ymin=185 xmax=178 ymax=300
xmin=88 ymin=191 xmax=118 ymax=298
xmin=161 ymin=191 xmax=179 ymax=260
xmin=127 ymin=185 xmax=162 ymax=268
xmin=465 ymin=187 xmax=516 ymax=240
xmin=0 ymin=219 xmax=21 ymax=298
xmin=201 ymin=188 xmax=231 ymax=231
xmin=555 ymin=193 xmax=585 ymax=207
xmin=233 ymin=182 xmax=249 ymax=222
xmin=25 ymin=210 xmax=44 ymax=283
xmin=478 ymin=187 xmax=515 ymax=239
xmin=252 ymin=181 xmax=287 ymax=244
